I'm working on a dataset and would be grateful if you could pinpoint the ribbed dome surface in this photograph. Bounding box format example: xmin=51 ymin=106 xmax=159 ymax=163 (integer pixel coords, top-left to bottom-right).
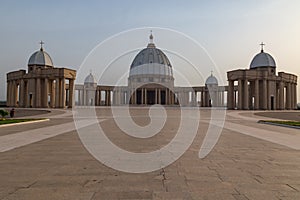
xmin=250 ymin=51 xmax=276 ymax=69
xmin=129 ymin=43 xmax=173 ymax=77
xmin=130 ymin=47 xmax=171 ymax=69
xmin=205 ymin=74 xmax=218 ymax=85
xmin=84 ymin=73 xmax=97 ymax=84
xmin=28 ymin=48 xmax=53 ymax=67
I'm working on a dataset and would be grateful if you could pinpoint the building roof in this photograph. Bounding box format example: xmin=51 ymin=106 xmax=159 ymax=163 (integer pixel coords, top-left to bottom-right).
xmin=130 ymin=47 xmax=172 ymax=69
xmin=205 ymin=74 xmax=218 ymax=85
xmin=250 ymin=46 xmax=276 ymax=69
xmin=28 ymin=46 xmax=53 ymax=67
xmin=84 ymin=73 xmax=97 ymax=84
xmin=129 ymin=33 xmax=173 ymax=77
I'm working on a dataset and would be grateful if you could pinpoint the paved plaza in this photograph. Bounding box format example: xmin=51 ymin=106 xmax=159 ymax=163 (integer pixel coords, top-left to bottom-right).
xmin=0 ymin=107 xmax=299 ymax=200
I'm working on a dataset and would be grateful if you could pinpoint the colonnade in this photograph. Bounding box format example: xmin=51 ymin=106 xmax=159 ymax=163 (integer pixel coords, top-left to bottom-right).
xmin=227 ymin=79 xmax=297 ymax=110
xmin=6 ymin=78 xmax=75 ymax=108
xmin=74 ymin=85 xmax=227 ymax=107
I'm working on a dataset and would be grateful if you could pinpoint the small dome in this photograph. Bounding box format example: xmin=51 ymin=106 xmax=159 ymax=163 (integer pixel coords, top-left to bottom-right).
xmin=84 ymin=73 xmax=97 ymax=84
xmin=205 ymin=74 xmax=218 ymax=85
xmin=250 ymin=50 xmax=276 ymax=69
xmin=28 ymin=47 xmax=53 ymax=67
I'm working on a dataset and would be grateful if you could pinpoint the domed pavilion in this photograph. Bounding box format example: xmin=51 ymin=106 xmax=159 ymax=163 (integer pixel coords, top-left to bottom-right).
xmin=227 ymin=43 xmax=297 ymax=110
xmin=6 ymin=41 xmax=76 ymax=108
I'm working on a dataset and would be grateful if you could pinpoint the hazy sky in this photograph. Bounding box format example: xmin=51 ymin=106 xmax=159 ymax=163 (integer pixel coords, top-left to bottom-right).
xmin=1 ymin=0 xmax=300 ymax=101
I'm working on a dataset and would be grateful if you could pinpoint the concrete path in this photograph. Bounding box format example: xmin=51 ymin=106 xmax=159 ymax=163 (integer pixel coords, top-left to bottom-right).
xmin=0 ymin=108 xmax=299 ymax=200
xmin=224 ymin=111 xmax=300 ymax=150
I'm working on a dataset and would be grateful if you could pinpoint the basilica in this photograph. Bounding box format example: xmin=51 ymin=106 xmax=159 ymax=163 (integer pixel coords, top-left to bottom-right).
xmin=6 ymin=35 xmax=298 ymax=110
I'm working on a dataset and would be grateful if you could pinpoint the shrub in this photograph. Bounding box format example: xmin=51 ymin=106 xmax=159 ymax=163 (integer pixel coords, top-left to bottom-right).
xmin=0 ymin=109 xmax=9 ymax=120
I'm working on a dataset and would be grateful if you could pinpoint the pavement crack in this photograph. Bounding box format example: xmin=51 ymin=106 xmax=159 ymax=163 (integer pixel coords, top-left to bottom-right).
xmin=286 ymin=184 xmax=298 ymax=191
xmin=160 ymin=168 xmax=168 ymax=192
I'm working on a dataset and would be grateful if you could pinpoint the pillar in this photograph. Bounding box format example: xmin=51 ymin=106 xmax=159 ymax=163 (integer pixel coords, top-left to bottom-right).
xmin=50 ymin=80 xmax=55 ymax=108
xmin=227 ymin=80 xmax=234 ymax=109
xmin=55 ymin=78 xmax=60 ymax=108
xmin=279 ymin=81 xmax=284 ymax=110
xmin=43 ymin=78 xmax=48 ymax=108
xmin=6 ymin=81 xmax=10 ymax=106
xmin=293 ymin=84 xmax=297 ymax=109
xmin=68 ymin=79 xmax=74 ymax=108
xmin=286 ymin=82 xmax=291 ymax=109
xmin=158 ymin=89 xmax=161 ymax=104
xmin=24 ymin=81 xmax=28 ymax=107
xmin=36 ymin=78 xmax=41 ymax=107
xmin=144 ymin=88 xmax=148 ymax=105
xmin=254 ymin=79 xmax=259 ymax=109
xmin=262 ymin=79 xmax=267 ymax=110
xmin=243 ymin=79 xmax=249 ymax=109
xmin=238 ymin=79 xmax=243 ymax=109
xmin=60 ymin=78 xmax=65 ymax=108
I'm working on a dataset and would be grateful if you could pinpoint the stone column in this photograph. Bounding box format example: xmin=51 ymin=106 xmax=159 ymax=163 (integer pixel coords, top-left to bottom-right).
xmin=99 ymin=90 xmax=102 ymax=105
xmin=10 ymin=81 xmax=14 ymax=107
xmin=254 ymin=79 xmax=259 ymax=109
xmin=191 ymin=91 xmax=196 ymax=106
xmin=12 ymin=81 xmax=16 ymax=106
xmin=43 ymin=78 xmax=49 ymax=108
xmin=286 ymin=83 xmax=291 ymax=109
xmin=238 ymin=79 xmax=243 ymax=109
xmin=227 ymin=80 xmax=234 ymax=109
xmin=19 ymin=79 xmax=25 ymax=107
xmin=155 ymin=89 xmax=158 ymax=104
xmin=78 ymin=89 xmax=82 ymax=106
xmin=6 ymin=81 xmax=10 ymax=106
xmin=60 ymin=78 xmax=65 ymax=108
xmin=201 ymin=91 xmax=204 ymax=107
xmin=243 ymin=79 xmax=249 ymax=109
xmin=145 ymin=88 xmax=147 ymax=105
xmin=55 ymin=78 xmax=60 ymax=108
xmin=50 ymin=80 xmax=55 ymax=108
xmin=293 ymin=84 xmax=297 ymax=109
xmin=108 ymin=90 xmax=111 ymax=106
xmin=262 ymin=80 xmax=267 ymax=110
xmin=36 ymin=78 xmax=41 ymax=108
xmin=68 ymin=79 xmax=74 ymax=108
xmin=158 ymin=89 xmax=161 ymax=104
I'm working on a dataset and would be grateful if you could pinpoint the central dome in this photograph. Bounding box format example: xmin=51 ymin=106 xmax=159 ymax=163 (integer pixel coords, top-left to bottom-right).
xmin=129 ymin=33 xmax=173 ymax=77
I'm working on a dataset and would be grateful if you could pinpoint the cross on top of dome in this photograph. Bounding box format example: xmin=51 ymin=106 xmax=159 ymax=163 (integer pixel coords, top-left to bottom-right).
xmin=40 ymin=40 xmax=44 ymax=51
xmin=260 ymin=42 xmax=265 ymax=52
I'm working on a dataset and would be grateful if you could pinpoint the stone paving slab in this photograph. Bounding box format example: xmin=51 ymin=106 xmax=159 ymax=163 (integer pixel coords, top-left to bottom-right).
xmin=0 ymin=108 xmax=299 ymax=199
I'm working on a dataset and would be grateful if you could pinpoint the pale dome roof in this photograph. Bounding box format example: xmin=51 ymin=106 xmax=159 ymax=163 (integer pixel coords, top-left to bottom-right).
xmin=205 ymin=74 xmax=218 ymax=85
xmin=84 ymin=73 xmax=97 ymax=84
xmin=28 ymin=47 xmax=53 ymax=67
xmin=129 ymin=33 xmax=173 ymax=77
xmin=250 ymin=46 xmax=276 ymax=69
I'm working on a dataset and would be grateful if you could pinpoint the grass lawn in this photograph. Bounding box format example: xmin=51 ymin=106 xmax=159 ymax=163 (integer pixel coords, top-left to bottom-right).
xmin=0 ymin=119 xmax=45 ymax=125
xmin=259 ymin=120 xmax=300 ymax=127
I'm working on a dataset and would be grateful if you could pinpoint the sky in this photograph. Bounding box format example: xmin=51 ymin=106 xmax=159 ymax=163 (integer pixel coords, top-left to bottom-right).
xmin=0 ymin=0 xmax=300 ymax=101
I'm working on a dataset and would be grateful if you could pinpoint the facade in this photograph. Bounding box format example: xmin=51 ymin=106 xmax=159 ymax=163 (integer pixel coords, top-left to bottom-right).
xmin=227 ymin=44 xmax=297 ymax=110
xmin=6 ymin=43 xmax=76 ymax=108
xmin=74 ymin=34 xmax=226 ymax=107
xmin=6 ymin=38 xmax=297 ymax=110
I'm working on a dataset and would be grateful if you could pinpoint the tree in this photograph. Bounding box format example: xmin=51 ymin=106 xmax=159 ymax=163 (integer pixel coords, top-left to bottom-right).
xmin=0 ymin=109 xmax=9 ymax=120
